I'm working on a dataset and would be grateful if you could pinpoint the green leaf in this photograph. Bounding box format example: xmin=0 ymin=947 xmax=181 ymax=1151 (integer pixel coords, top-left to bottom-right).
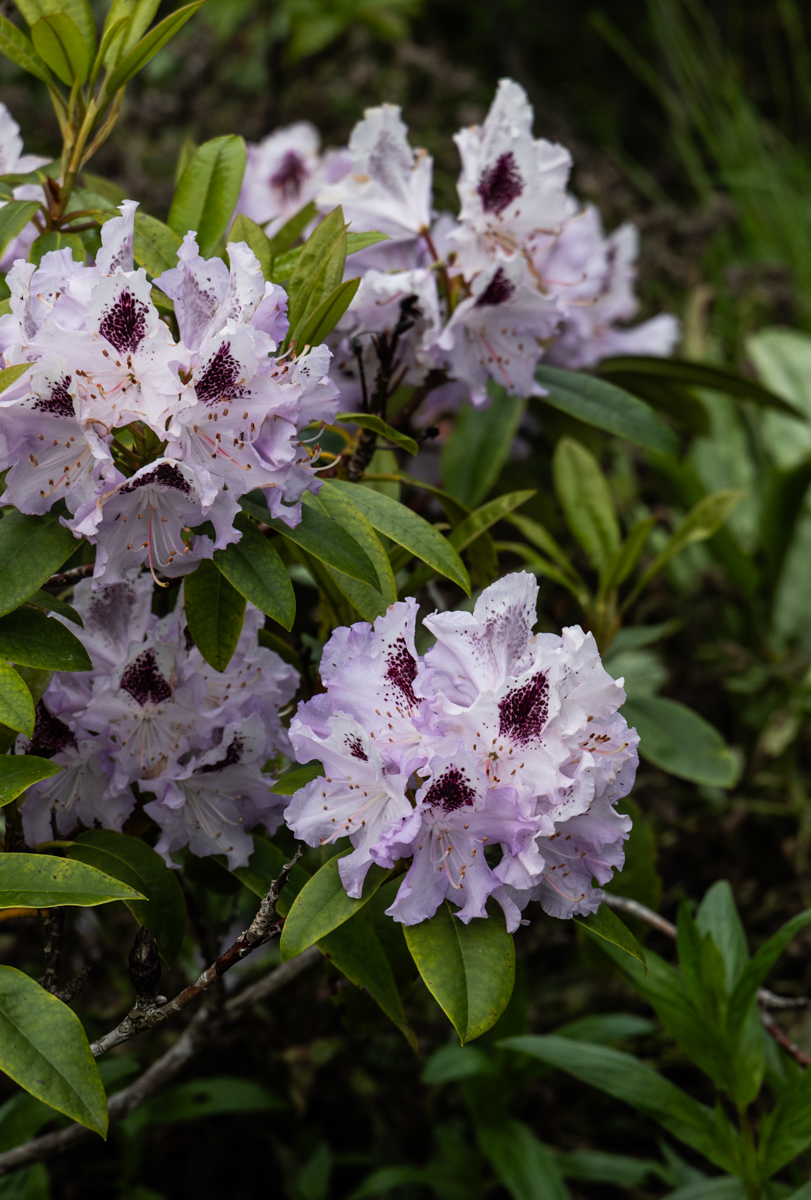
xmin=597 ymin=354 xmax=803 ymax=418
xmin=498 ymin=1035 xmax=740 ymax=1173
xmin=309 ymin=482 xmax=397 ymax=620
xmin=0 ymin=14 xmax=52 ymax=83
xmin=553 ymin=436 xmax=621 ymax=572
xmin=599 ymin=517 xmax=657 ymax=594
xmin=232 ymin=835 xmax=310 ymax=916
xmin=327 ymin=480 xmax=470 ymax=593
xmin=229 ymin=213 xmax=273 ymax=279
xmin=421 ymin=1042 xmax=496 ymax=1084
xmin=296 ymin=277 xmax=360 ymax=348
xmin=133 ymin=212 xmax=181 ymax=277
xmin=0 ymin=754 xmax=60 ymax=808
xmin=727 ymin=907 xmax=811 ymax=1035
xmin=695 ymin=880 xmax=748 ymax=992
xmin=30 ymin=13 xmax=89 ymax=85
xmin=285 ymin=207 xmax=347 ymax=345
xmin=759 ymin=1064 xmax=811 ymax=1176
xmin=477 ymin=1119 xmax=570 ymax=1200
xmin=270 ymin=761 xmax=324 ymax=796
xmin=29 ymin=230 xmax=85 ymax=266
xmin=449 ymin=489 xmax=536 ymax=553
xmin=0 ymin=509 xmax=78 ymax=618
xmin=535 ymin=365 xmax=679 ymax=455
xmin=241 ymin=494 xmax=379 ymax=591
xmin=336 ymin=413 xmax=418 ymax=457
xmin=0 ymin=608 xmax=90 ymax=672
xmin=0 ymin=661 xmax=34 ymax=736
xmin=268 ymin=201 xmax=316 ymax=257
xmin=213 ymin=514 xmax=295 ymax=631
xmin=68 ymin=830 xmax=186 ymax=964
xmin=0 ymin=364 xmax=31 ymax=398
xmin=624 ymin=696 xmax=739 ymax=787
xmin=103 ymin=2 xmax=203 ymax=97
xmin=184 ymin=559 xmax=246 ymax=672
xmin=168 ymin=134 xmax=247 ymax=259
xmin=14 ymin=0 xmax=96 ymax=53
xmin=574 ymin=904 xmax=647 ymax=969
xmin=442 ymin=386 xmax=526 ymax=508
xmin=554 ymin=1013 xmax=656 ymax=1044
xmin=0 ymin=965 xmax=107 ymax=1135
xmin=102 ymin=0 xmax=160 ymax=66
xmin=0 ymin=853 xmax=144 ymax=908
xmin=349 ymin=1167 xmax=432 ymax=1200
xmin=556 ymin=1148 xmax=664 ymax=1188
xmin=0 ymin=202 xmax=41 ymax=263
xmin=345 ymin=231 xmax=388 ymax=255
xmin=280 ymin=854 xmax=391 ymax=960
xmin=627 ymin=490 xmax=745 ymax=604
xmin=25 ymin=590 xmax=82 ymax=626
xmin=403 ymin=900 xmax=515 ymax=1044
xmin=505 ymin=511 xmax=579 ymax=577
xmin=121 ymin=1075 xmax=283 ymax=1136
xmin=319 ymin=907 xmax=417 ymax=1050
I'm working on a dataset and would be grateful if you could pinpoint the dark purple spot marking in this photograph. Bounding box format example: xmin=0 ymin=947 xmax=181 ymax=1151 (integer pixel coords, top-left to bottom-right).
xmin=476 ymin=267 xmax=516 ymax=308
xmin=477 ymin=150 xmax=523 ymax=215
xmin=195 ymin=342 xmax=245 ymax=406
xmin=99 ymin=288 xmax=148 ymax=354
xmin=183 ymin=624 xmax=195 ymax=652
xmin=270 ymin=150 xmax=308 ymax=201
xmin=424 ymin=766 xmax=477 ymax=813
xmin=197 ymin=735 xmax=243 ymax=773
xmin=386 ymin=636 xmax=418 ymax=707
xmin=345 ymin=735 xmax=368 ymax=761
xmin=120 ymin=462 xmax=191 ymax=495
xmin=28 ymin=701 xmax=77 ymax=757
xmin=33 ymin=375 xmax=73 ymax=419
xmin=120 ymin=648 xmax=171 ymax=706
xmin=498 ymin=671 xmax=549 ymax=746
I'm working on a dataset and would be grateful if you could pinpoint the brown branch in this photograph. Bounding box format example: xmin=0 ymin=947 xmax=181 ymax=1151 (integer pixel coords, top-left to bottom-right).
xmin=0 ymin=947 xmax=321 ymax=1178
xmin=90 ymin=851 xmax=301 ymax=1058
xmin=603 ymin=893 xmax=811 ymax=1067
xmin=44 ymin=564 xmax=95 ymax=587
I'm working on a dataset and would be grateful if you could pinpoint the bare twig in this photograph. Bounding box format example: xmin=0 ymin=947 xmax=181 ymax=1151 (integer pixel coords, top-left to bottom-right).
xmin=39 ymin=910 xmax=64 ymax=994
xmin=44 ymin=564 xmax=95 ymax=587
xmin=90 ymin=851 xmax=302 ymax=1058
xmin=54 ymin=966 xmax=91 ymax=1004
xmin=0 ymin=948 xmax=321 ymax=1177
xmin=602 ymin=893 xmax=811 ymax=1067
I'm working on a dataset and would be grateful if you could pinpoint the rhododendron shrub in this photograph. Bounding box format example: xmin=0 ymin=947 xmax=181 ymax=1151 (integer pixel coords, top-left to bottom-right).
xmin=0 ymin=0 xmax=762 ymax=1164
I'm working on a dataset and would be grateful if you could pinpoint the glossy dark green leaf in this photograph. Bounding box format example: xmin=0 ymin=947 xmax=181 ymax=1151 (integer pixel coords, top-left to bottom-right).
xmin=184 ymin=559 xmax=246 ymax=672
xmin=320 ymin=909 xmax=417 ymax=1050
xmin=477 ymin=1119 xmax=570 ymax=1200
xmin=0 ymin=662 xmax=34 ymax=736
xmin=499 ymin=1035 xmax=740 ymax=1173
xmin=0 ymin=754 xmax=60 ymax=808
xmin=68 ymin=830 xmax=187 ymax=963
xmin=213 ymin=514 xmax=295 ymax=631
xmin=30 ymin=13 xmax=89 ymax=85
xmin=133 ymin=212 xmax=181 ymax=276
xmin=103 ymin=2 xmax=203 ymax=96
xmin=280 ymin=853 xmax=391 ymax=960
xmin=442 ymin=385 xmax=526 ymax=508
xmin=553 ymin=436 xmax=621 ymax=572
xmin=303 ymin=486 xmax=394 ymax=622
xmin=14 ymin=0 xmax=96 ymax=52
xmin=535 ymin=364 xmax=679 ymax=455
xmin=168 ymin=134 xmax=247 ymax=258
xmin=335 ymin=413 xmax=419 ymax=454
xmin=240 ymin=494 xmax=379 ymax=590
xmin=121 ymin=1075 xmax=284 ymax=1137
xmin=574 ymin=904 xmax=647 ymax=969
xmin=0 ymin=607 xmax=90 ymax=671
xmin=25 ymin=590 xmax=82 ymax=626
xmin=404 ymin=900 xmax=515 ymax=1044
xmin=229 ymin=213 xmax=273 ymax=280
xmin=0 ymin=853 xmax=144 ymax=908
xmin=327 ymin=480 xmax=470 ymax=593
xmin=285 ymin=206 xmax=347 ymax=347
xmin=0 ymin=510 xmax=78 ymax=618
xmin=624 ymin=696 xmax=739 ymax=787
xmin=0 ymin=15 xmax=52 ymax=83
xmin=29 ymin=230 xmax=86 ymax=266
xmin=270 ymin=760 xmax=324 ymax=796
xmin=0 ymin=965 xmax=107 ymax=1135
xmin=596 ymin=355 xmax=802 ymax=418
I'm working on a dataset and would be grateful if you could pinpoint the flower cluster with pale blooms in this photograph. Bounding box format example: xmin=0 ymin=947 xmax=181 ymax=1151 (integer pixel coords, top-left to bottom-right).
xmin=20 ymin=576 xmax=298 ymax=867
xmin=238 ymin=78 xmax=679 ymax=413
xmin=285 ymin=572 xmax=637 ymax=929
xmin=0 ymin=200 xmax=339 ymax=585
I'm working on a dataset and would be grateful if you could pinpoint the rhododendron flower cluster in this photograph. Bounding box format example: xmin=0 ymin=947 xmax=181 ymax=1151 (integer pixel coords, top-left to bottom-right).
xmin=0 ymin=200 xmax=339 ymax=585
xmin=285 ymin=571 xmax=638 ymax=929
xmin=20 ymin=576 xmax=298 ymax=867
xmin=238 ymin=78 xmax=678 ymax=413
